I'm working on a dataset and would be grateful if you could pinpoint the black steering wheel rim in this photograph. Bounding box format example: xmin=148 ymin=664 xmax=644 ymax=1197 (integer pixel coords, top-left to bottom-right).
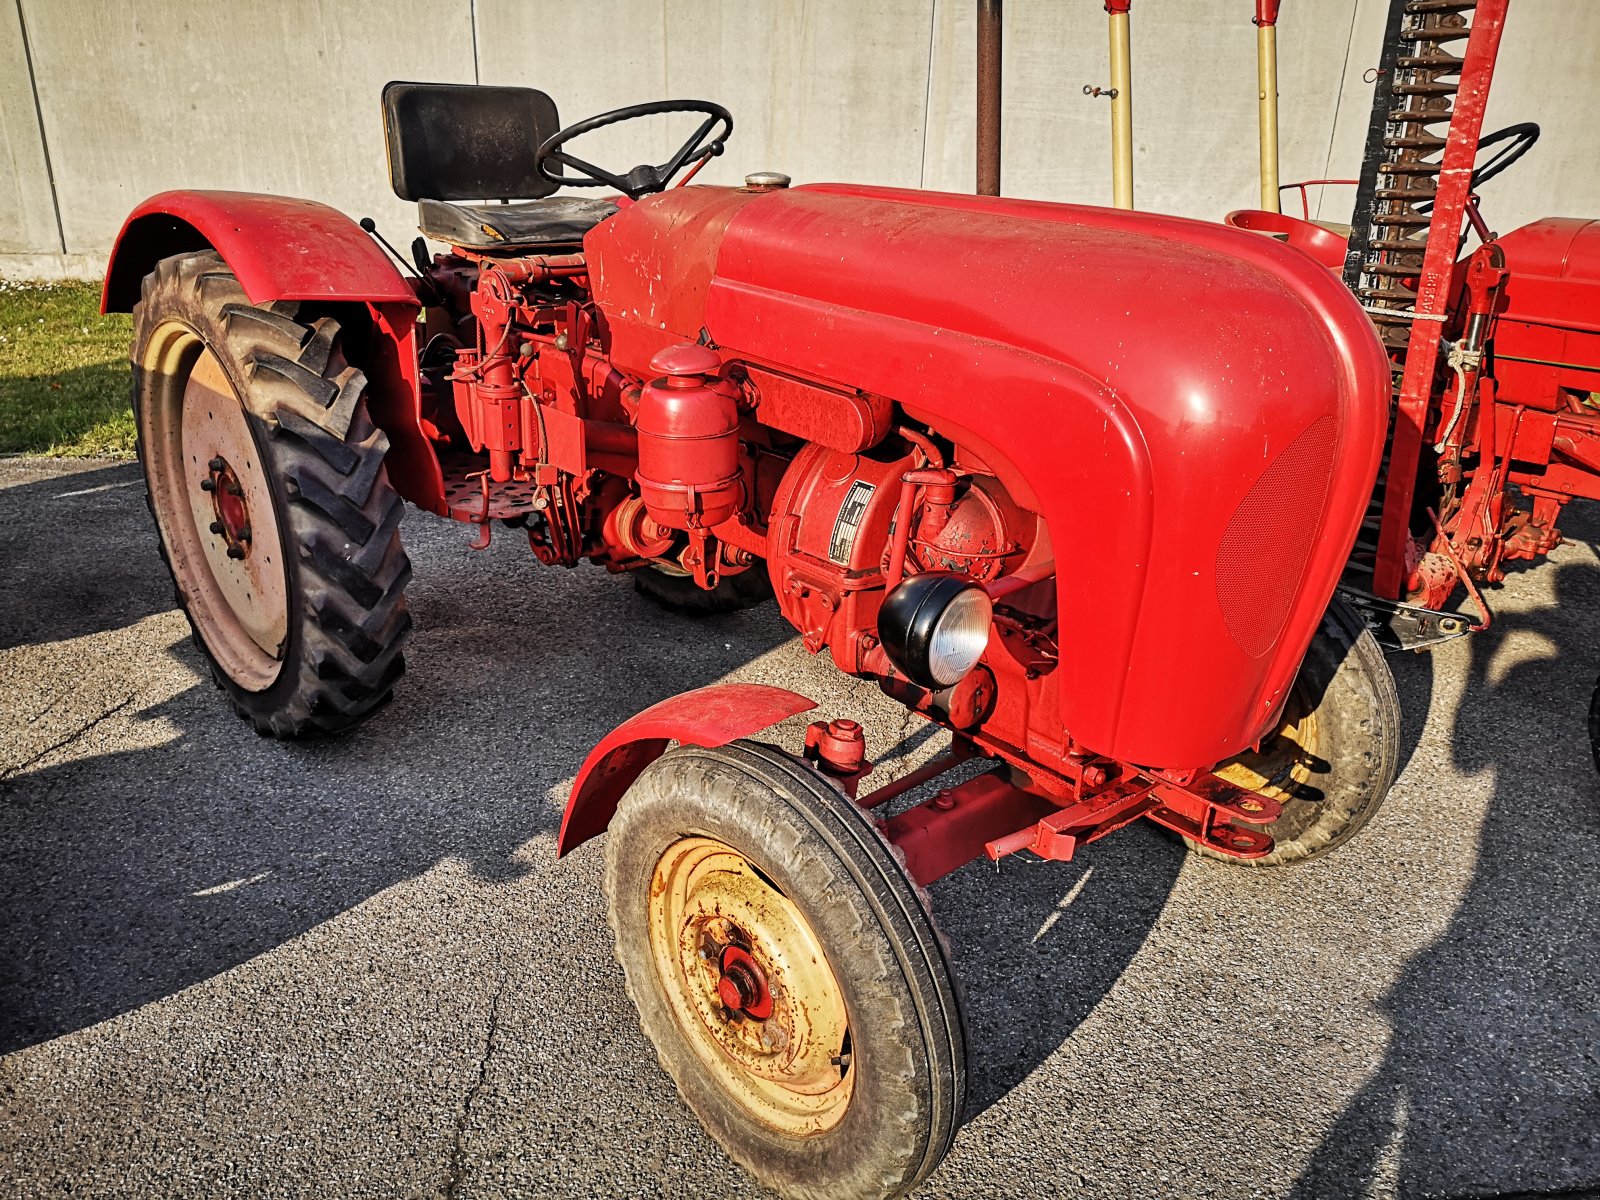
xmin=1470 ymin=121 xmax=1540 ymax=191
xmin=1415 ymin=121 xmax=1540 ymax=215
xmin=535 ymin=99 xmax=733 ymax=200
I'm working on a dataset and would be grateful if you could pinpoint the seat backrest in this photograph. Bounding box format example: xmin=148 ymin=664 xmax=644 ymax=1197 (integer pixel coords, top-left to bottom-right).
xmin=383 ymin=81 xmax=561 ymax=202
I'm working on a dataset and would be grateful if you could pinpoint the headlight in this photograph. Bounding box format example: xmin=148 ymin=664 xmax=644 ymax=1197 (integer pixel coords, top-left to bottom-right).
xmin=879 ymin=573 xmax=993 ymax=689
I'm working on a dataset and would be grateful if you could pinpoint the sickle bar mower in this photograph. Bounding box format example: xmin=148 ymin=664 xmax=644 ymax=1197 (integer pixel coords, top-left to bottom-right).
xmin=1226 ymin=0 xmax=1600 ymax=670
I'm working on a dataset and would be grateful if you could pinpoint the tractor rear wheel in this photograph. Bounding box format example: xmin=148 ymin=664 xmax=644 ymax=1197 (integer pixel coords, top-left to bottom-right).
xmin=132 ymin=250 xmax=411 ymax=737
xmin=1204 ymin=595 xmax=1401 ymax=865
xmin=631 ymin=562 xmax=773 ymax=615
xmin=602 ymin=740 xmax=966 ymax=1200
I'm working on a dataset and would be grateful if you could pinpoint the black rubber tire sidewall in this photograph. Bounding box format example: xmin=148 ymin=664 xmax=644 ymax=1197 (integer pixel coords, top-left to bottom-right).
xmin=631 ymin=562 xmax=773 ymax=616
xmin=1197 ymin=596 xmax=1402 ymax=866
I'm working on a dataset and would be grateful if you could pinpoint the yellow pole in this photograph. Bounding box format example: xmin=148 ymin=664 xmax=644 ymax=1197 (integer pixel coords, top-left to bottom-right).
xmin=1108 ymin=5 xmax=1133 ymax=209
xmin=1257 ymin=21 xmax=1281 ymax=211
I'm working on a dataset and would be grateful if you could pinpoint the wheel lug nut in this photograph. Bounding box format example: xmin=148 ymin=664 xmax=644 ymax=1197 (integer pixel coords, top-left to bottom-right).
xmin=209 ymin=457 xmax=226 ymax=471
xmin=199 ymin=478 xmax=215 ymax=492
xmin=209 ymin=520 xmax=225 ymax=534
xmin=226 ymin=545 xmax=246 ymax=560
xmin=226 ymin=482 xmax=244 ymax=497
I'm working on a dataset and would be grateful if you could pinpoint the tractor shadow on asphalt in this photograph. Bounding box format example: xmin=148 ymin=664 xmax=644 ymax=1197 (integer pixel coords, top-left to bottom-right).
xmin=932 ymin=820 xmax=1186 ymax=1118
xmin=0 ymin=498 xmax=795 ymax=1054
xmin=927 ymin=600 xmax=1442 ymax=1123
xmin=1289 ymin=521 xmax=1600 ymax=1197
xmin=0 ymin=461 xmax=165 ymax=651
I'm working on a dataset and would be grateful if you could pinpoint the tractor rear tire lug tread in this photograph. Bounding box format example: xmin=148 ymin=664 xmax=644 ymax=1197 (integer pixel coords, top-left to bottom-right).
xmin=631 ymin=562 xmax=775 ymax=616
xmin=131 ymin=249 xmax=412 ymax=739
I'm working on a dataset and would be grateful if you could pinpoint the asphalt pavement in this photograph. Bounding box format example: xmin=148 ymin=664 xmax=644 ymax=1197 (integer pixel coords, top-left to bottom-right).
xmin=2 ymin=455 xmax=1597 ymax=1199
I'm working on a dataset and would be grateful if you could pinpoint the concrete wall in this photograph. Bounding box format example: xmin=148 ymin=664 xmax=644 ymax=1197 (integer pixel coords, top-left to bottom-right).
xmin=1 ymin=0 xmax=1595 ymax=281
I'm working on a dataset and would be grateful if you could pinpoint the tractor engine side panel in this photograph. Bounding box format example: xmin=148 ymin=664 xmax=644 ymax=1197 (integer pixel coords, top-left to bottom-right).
xmin=703 ymin=185 xmax=1391 ymax=769
xmin=1493 ymin=218 xmax=1600 ymax=413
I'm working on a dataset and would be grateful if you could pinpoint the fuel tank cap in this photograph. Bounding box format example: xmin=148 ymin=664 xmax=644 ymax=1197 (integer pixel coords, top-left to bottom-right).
xmin=744 ymin=172 xmax=791 ymax=191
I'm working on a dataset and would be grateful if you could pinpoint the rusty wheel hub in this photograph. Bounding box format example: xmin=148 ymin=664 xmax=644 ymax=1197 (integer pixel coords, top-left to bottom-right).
xmin=716 ymin=944 xmax=774 ymax=1018
xmin=648 ymin=836 xmax=853 ymax=1136
xmin=202 ymin=456 xmax=253 ymax=559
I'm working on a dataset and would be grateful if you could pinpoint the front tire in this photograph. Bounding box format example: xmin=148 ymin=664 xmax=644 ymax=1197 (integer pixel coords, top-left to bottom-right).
xmin=132 ymin=250 xmax=412 ymax=737
xmin=603 ymin=741 xmax=966 ymax=1199
xmin=1205 ymin=595 xmax=1401 ymax=865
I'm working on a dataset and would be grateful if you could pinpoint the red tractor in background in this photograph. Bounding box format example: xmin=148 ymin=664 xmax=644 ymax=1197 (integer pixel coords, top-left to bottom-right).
xmin=96 ymin=0 xmax=1594 ymax=1193
xmin=1225 ymin=0 xmax=1600 ymax=670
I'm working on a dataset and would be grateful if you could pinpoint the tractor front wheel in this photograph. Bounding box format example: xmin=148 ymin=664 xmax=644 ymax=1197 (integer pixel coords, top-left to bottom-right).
xmin=132 ymin=250 xmax=412 ymax=737
xmin=1205 ymin=595 xmax=1401 ymax=865
xmin=602 ymin=741 xmax=966 ymax=1200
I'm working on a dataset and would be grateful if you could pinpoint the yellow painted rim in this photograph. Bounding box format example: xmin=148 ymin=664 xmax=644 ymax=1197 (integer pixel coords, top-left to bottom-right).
xmin=139 ymin=320 xmax=289 ymax=691
xmin=1215 ymin=681 xmax=1322 ymax=802
xmin=647 ymin=836 xmax=854 ymax=1136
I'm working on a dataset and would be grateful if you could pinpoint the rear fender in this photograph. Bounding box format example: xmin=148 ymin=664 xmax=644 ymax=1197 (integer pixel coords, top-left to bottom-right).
xmin=557 ymin=683 xmax=817 ymax=855
xmin=102 ymin=190 xmax=417 ymax=312
xmin=103 ymin=190 xmax=446 ymax=514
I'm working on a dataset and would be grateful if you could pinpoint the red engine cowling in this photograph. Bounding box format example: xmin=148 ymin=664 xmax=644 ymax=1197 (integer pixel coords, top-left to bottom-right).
xmin=588 ymin=182 xmax=1390 ymax=768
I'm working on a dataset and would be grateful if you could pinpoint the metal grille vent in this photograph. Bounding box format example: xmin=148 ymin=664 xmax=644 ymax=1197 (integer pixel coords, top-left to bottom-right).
xmin=1215 ymin=416 xmax=1338 ymax=659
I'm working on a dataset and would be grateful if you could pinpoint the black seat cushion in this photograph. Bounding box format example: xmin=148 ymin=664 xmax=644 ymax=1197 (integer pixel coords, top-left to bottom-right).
xmin=417 ymin=196 xmax=619 ymax=249
xmin=384 ymin=82 xmax=561 ymax=202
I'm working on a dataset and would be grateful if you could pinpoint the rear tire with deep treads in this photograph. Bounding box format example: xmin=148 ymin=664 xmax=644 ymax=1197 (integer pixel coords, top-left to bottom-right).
xmin=132 ymin=250 xmax=412 ymax=737
xmin=631 ymin=562 xmax=774 ymax=615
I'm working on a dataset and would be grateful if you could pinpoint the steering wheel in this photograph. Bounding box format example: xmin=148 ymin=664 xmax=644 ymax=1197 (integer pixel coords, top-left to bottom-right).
xmin=1415 ymin=121 xmax=1540 ymax=215
xmin=536 ymin=100 xmax=733 ymax=200
xmin=1470 ymin=121 xmax=1540 ymax=190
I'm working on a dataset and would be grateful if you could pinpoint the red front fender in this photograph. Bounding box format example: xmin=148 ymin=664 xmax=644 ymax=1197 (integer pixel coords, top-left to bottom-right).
xmin=101 ymin=190 xmax=417 ymax=313
xmin=557 ymin=684 xmax=817 ymax=856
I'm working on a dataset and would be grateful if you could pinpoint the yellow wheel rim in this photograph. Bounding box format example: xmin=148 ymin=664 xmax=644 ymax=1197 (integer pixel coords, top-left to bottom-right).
xmin=647 ymin=836 xmax=854 ymax=1137
xmin=1215 ymin=681 xmax=1322 ymax=801
xmin=139 ymin=320 xmax=289 ymax=691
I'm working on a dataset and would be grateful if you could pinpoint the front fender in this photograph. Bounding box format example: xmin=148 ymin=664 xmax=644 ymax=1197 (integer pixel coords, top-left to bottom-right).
xmin=101 ymin=190 xmax=417 ymax=313
xmin=557 ymin=683 xmax=817 ymax=855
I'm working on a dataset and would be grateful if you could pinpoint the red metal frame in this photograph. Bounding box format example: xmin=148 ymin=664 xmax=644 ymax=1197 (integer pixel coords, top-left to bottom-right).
xmin=1372 ymin=1 xmax=1509 ymax=599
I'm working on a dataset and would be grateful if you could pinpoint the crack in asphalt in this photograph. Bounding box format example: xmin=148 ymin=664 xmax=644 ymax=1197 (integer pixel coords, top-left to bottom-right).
xmin=0 ymin=695 xmax=135 ymax=783
xmin=442 ymin=952 xmax=508 ymax=1200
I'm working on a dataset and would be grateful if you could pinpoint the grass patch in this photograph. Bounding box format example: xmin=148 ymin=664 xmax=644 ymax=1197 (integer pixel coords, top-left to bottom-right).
xmin=0 ymin=280 xmax=134 ymax=457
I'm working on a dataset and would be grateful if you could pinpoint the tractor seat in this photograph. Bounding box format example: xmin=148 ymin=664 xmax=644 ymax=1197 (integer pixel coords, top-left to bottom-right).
xmin=383 ymin=81 xmax=617 ymax=251
xmin=416 ymin=196 xmax=618 ymax=250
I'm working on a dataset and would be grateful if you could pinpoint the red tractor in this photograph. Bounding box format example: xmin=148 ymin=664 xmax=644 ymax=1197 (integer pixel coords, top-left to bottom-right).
xmin=103 ymin=75 xmax=1402 ymax=1200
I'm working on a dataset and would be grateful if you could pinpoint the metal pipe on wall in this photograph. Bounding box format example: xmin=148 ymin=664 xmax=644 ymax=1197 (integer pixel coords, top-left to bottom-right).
xmin=1256 ymin=0 xmax=1283 ymax=212
xmin=1106 ymin=0 xmax=1134 ymax=209
xmin=977 ymin=0 xmax=1003 ymax=195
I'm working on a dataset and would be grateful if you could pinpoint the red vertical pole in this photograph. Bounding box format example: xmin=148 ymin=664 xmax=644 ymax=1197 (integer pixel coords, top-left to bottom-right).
xmin=1371 ymin=0 xmax=1509 ymax=598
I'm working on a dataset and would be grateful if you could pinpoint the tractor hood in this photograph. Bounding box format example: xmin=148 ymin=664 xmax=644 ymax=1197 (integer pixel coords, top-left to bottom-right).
xmin=588 ymin=184 xmax=1390 ymax=768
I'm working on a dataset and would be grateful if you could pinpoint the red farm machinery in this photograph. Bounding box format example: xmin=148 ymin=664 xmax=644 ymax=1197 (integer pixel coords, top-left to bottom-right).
xmin=98 ymin=0 xmax=1595 ymax=1194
